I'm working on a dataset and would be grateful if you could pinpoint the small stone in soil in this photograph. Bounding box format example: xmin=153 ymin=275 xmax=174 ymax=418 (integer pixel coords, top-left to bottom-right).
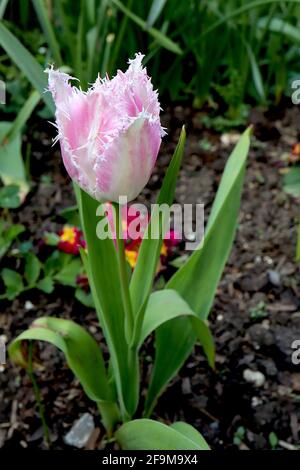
xmin=268 ymin=270 xmax=281 ymax=287
xmin=64 ymin=413 xmax=95 ymax=449
xmin=243 ymin=369 xmax=266 ymax=387
xmin=251 ymin=396 xmax=263 ymax=408
xmin=25 ymin=301 xmax=34 ymax=310
xmin=181 ymin=377 xmax=192 ymax=395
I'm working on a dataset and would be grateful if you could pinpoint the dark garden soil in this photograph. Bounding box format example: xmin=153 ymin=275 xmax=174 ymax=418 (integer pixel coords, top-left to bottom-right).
xmin=1 ymin=103 xmax=300 ymax=450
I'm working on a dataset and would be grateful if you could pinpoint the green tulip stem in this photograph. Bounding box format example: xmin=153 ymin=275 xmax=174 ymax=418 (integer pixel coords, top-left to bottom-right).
xmin=113 ymin=202 xmax=134 ymax=345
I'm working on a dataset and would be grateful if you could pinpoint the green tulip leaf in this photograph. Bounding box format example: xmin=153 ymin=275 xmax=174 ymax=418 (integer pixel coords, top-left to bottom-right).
xmin=116 ymin=419 xmax=210 ymax=450
xmin=9 ymin=316 xmax=112 ymax=403
xmin=144 ymin=128 xmax=251 ymax=417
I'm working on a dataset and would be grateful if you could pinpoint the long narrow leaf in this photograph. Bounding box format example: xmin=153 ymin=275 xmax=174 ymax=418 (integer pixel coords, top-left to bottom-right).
xmin=245 ymin=42 xmax=265 ymax=102
xmin=146 ymin=0 xmax=167 ymax=27
xmin=200 ymin=0 xmax=300 ymax=39
xmin=0 ymin=22 xmax=54 ymax=112
xmin=9 ymin=316 xmax=113 ymax=403
xmin=0 ymin=0 xmax=9 ymax=19
xmin=145 ymin=128 xmax=251 ymax=417
xmin=78 ymin=189 xmax=139 ymax=418
xmin=139 ymin=289 xmax=214 ymax=366
xmin=168 ymin=127 xmax=251 ymax=314
xmin=143 ymin=290 xmax=214 ymax=417
xmin=111 ymin=0 xmax=182 ymax=55
xmin=2 ymin=90 xmax=40 ymax=142
xmin=130 ymin=126 xmax=186 ymax=316
xmin=32 ymin=0 xmax=63 ymax=65
xmin=258 ymin=16 xmax=300 ymax=43
xmin=0 ymin=122 xmax=29 ymax=199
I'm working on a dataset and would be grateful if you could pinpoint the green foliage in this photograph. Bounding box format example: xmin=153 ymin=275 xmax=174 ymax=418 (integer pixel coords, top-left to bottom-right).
xmin=283 ymin=166 xmax=300 ymax=197
xmin=249 ymin=301 xmax=268 ymax=320
xmin=283 ymin=166 xmax=300 ymax=260
xmin=78 ymin=188 xmax=139 ymax=420
xmin=0 ymin=246 xmax=85 ymax=300
xmin=9 ymin=316 xmax=120 ymax=432
xmin=0 ymin=121 xmax=30 ymax=206
xmin=269 ymin=431 xmax=279 ymax=449
xmin=116 ymin=419 xmax=210 ymax=450
xmin=0 ymin=184 xmax=20 ymax=208
xmin=129 ymin=127 xmax=186 ymax=325
xmin=143 ymin=128 xmax=251 ymax=417
xmin=233 ymin=426 xmax=246 ymax=446
xmin=0 ymin=221 xmax=24 ymax=259
xmin=1 ymin=0 xmax=299 ymax=112
xmin=6 ymin=126 xmax=251 ymax=447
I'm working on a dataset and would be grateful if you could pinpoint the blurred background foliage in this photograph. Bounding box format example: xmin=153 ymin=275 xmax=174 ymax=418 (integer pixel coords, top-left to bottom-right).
xmin=0 ymin=0 xmax=300 ymax=117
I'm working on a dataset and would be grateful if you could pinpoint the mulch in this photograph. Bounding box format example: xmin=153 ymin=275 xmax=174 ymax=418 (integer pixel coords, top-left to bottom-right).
xmin=1 ymin=103 xmax=300 ymax=449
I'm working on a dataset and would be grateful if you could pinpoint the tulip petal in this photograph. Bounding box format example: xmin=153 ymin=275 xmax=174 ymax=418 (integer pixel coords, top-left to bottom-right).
xmin=47 ymin=54 xmax=164 ymax=203
xmin=95 ymin=115 xmax=161 ymax=202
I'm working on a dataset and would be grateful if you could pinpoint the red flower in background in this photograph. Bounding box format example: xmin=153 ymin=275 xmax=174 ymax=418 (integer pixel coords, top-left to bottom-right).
xmin=125 ymin=228 xmax=181 ymax=270
xmin=58 ymin=226 xmax=86 ymax=255
xmin=76 ymin=273 xmax=89 ymax=292
xmin=57 ymin=212 xmax=181 ymax=271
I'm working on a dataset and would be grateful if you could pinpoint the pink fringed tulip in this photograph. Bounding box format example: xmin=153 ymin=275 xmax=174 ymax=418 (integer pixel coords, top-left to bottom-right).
xmin=46 ymin=54 xmax=165 ymax=202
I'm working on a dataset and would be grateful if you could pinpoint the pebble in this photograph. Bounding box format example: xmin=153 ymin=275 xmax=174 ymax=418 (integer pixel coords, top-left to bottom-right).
xmin=181 ymin=377 xmax=192 ymax=395
xmin=64 ymin=413 xmax=95 ymax=448
xmin=243 ymin=369 xmax=266 ymax=387
xmin=220 ymin=132 xmax=241 ymax=147
xmin=267 ymin=270 xmax=281 ymax=287
xmin=25 ymin=301 xmax=34 ymax=311
xmin=251 ymin=396 xmax=263 ymax=408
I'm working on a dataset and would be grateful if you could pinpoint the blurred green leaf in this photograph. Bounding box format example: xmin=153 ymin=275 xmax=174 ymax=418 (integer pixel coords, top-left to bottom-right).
xmin=283 ymin=166 xmax=300 ymax=197
xmin=269 ymin=431 xmax=278 ymax=449
xmin=9 ymin=316 xmax=113 ymax=403
xmin=18 ymin=241 xmax=33 ymax=254
xmin=75 ymin=287 xmax=95 ymax=308
xmin=0 ymin=223 xmax=25 ymax=259
xmin=0 ymin=122 xmax=29 ymax=202
xmin=0 ymin=185 xmax=20 ymax=208
xmin=37 ymin=277 xmax=54 ymax=294
xmin=258 ymin=16 xmax=300 ymax=43
xmin=54 ymin=258 xmax=82 ymax=287
xmin=146 ymin=0 xmax=167 ymax=27
xmin=43 ymin=232 xmax=60 ymax=246
xmin=201 ymin=0 xmax=300 ymax=39
xmin=59 ymin=205 xmax=80 ymax=226
xmin=1 ymin=268 xmax=24 ymax=299
xmin=116 ymin=419 xmax=210 ymax=450
xmin=0 ymin=22 xmax=54 ymax=112
xmin=2 ymin=91 xmax=40 ymax=143
xmin=0 ymin=0 xmax=9 ymax=19
xmin=25 ymin=252 xmax=41 ymax=286
xmin=32 ymin=0 xmax=63 ymax=65
xmin=111 ymin=0 xmax=182 ymax=55
xmin=245 ymin=42 xmax=266 ymax=101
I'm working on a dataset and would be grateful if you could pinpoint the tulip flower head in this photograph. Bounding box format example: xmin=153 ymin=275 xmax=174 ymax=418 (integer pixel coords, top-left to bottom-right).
xmin=46 ymin=54 xmax=165 ymax=202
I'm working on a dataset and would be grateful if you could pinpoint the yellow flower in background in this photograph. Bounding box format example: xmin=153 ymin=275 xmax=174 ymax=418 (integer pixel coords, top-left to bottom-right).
xmin=125 ymin=249 xmax=138 ymax=269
